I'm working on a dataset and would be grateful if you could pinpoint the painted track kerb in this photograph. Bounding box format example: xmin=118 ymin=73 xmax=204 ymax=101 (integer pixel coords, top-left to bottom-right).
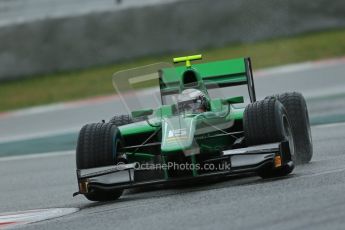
xmin=0 ymin=208 xmax=79 ymax=229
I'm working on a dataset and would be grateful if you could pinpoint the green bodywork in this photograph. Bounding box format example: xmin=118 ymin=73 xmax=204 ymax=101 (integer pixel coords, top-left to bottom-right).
xmin=116 ymin=56 xmax=251 ymax=177
xmin=119 ymin=104 xmax=245 ymax=152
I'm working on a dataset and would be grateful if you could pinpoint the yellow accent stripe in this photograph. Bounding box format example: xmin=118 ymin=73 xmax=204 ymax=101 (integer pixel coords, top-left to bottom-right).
xmin=173 ymin=54 xmax=202 ymax=67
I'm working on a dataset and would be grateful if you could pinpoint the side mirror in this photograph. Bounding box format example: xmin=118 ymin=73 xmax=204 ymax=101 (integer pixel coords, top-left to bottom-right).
xmin=131 ymin=108 xmax=153 ymax=118
xmin=221 ymin=96 xmax=244 ymax=105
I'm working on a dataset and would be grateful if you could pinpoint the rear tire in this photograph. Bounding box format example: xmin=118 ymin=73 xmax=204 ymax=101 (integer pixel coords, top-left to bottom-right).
xmin=76 ymin=123 xmax=123 ymax=201
xmin=268 ymin=92 xmax=313 ymax=164
xmin=243 ymin=98 xmax=295 ymax=178
xmin=109 ymin=114 xmax=146 ymax=126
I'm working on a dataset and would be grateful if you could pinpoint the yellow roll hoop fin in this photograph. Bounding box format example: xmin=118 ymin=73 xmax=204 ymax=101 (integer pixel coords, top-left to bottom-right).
xmin=173 ymin=54 xmax=202 ymax=67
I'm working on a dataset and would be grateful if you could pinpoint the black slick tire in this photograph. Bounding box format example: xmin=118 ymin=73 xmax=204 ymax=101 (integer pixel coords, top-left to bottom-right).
xmin=76 ymin=122 xmax=123 ymax=201
xmin=243 ymin=98 xmax=295 ymax=178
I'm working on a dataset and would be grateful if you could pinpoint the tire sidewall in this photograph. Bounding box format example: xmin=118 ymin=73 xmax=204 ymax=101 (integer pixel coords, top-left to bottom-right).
xmin=274 ymin=101 xmax=296 ymax=162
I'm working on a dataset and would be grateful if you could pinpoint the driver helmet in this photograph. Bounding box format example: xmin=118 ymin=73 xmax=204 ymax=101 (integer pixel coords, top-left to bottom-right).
xmin=178 ymin=89 xmax=208 ymax=113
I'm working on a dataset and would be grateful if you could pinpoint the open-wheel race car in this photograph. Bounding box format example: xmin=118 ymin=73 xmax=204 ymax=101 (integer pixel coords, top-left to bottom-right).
xmin=74 ymin=55 xmax=313 ymax=201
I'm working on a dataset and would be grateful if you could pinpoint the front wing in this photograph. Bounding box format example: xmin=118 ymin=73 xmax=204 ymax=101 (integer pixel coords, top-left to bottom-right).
xmin=74 ymin=141 xmax=292 ymax=196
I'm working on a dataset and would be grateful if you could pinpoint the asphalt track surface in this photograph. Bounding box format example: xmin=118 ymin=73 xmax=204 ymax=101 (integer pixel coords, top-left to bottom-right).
xmin=0 ymin=59 xmax=345 ymax=229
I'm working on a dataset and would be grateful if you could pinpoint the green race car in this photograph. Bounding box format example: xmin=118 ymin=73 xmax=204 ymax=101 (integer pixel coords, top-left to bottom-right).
xmin=74 ymin=55 xmax=313 ymax=201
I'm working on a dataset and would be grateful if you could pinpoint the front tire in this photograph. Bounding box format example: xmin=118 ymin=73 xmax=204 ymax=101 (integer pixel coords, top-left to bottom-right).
xmin=244 ymin=98 xmax=295 ymax=178
xmin=271 ymin=92 xmax=313 ymax=164
xmin=76 ymin=122 xmax=123 ymax=201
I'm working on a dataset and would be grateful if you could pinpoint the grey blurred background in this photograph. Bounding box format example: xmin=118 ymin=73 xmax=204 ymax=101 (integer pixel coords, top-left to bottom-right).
xmin=1 ymin=0 xmax=344 ymax=80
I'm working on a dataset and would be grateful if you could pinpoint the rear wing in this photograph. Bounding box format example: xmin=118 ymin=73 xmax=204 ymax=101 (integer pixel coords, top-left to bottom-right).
xmin=160 ymin=57 xmax=256 ymax=102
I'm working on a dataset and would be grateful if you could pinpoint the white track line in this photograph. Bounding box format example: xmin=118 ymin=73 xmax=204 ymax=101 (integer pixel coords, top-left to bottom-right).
xmin=255 ymin=56 xmax=345 ymax=77
xmin=300 ymin=167 xmax=345 ymax=178
xmin=0 ymin=127 xmax=80 ymax=144
xmin=313 ymin=121 xmax=345 ymax=129
xmin=0 ymin=150 xmax=74 ymax=162
xmin=255 ymin=62 xmax=314 ymax=77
